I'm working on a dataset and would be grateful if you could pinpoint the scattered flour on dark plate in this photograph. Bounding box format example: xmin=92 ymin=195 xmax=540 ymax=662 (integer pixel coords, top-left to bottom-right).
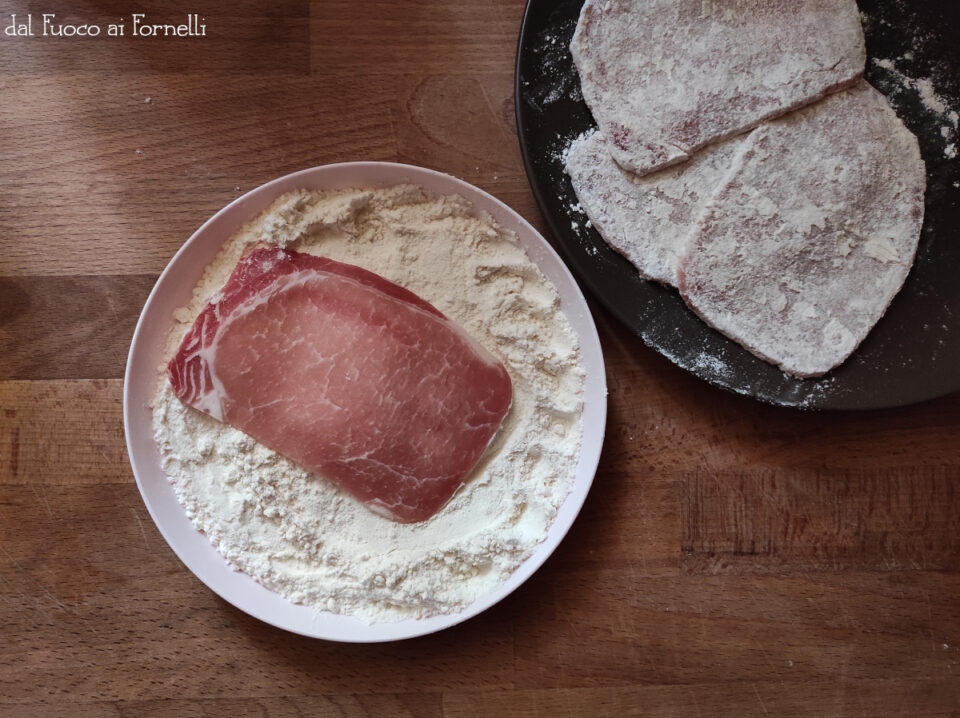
xmin=871 ymin=57 xmax=958 ymax=158
xmin=517 ymin=0 xmax=960 ymax=409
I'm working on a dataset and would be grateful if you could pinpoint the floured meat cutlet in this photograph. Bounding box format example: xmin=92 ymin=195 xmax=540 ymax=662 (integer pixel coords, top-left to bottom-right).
xmin=677 ymin=82 xmax=926 ymax=378
xmin=565 ymin=128 xmax=742 ymax=287
xmin=168 ymin=247 xmax=513 ymax=523
xmin=570 ymin=0 xmax=865 ymax=177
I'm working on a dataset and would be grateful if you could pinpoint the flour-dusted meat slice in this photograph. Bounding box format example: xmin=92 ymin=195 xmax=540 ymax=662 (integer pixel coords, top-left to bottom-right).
xmin=565 ymin=129 xmax=742 ymax=286
xmin=570 ymin=0 xmax=865 ymax=177
xmin=677 ymin=82 xmax=926 ymax=377
xmin=168 ymin=247 xmax=513 ymax=523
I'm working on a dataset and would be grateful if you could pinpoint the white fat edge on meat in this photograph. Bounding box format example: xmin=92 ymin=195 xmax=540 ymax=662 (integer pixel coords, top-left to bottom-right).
xmin=183 ymin=249 xmax=295 ymax=422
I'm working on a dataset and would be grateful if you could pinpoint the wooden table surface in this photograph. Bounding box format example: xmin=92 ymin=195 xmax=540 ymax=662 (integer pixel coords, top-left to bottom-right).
xmin=2 ymin=1 xmax=959 ymax=715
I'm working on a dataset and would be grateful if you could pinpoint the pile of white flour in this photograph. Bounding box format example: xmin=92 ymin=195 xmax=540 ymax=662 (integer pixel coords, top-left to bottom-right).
xmin=152 ymin=185 xmax=585 ymax=623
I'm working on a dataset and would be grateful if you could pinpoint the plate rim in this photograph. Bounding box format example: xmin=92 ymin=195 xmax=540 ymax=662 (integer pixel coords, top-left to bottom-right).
xmin=123 ymin=160 xmax=608 ymax=642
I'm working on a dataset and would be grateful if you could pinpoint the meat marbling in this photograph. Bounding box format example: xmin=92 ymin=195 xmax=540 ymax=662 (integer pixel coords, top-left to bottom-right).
xmin=168 ymin=247 xmax=513 ymax=523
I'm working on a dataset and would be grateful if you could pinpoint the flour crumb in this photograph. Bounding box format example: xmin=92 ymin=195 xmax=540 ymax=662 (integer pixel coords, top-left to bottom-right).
xmin=871 ymin=57 xmax=959 ymax=158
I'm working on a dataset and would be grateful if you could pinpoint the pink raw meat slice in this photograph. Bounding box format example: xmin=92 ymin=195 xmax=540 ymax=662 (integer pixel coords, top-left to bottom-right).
xmin=168 ymin=247 xmax=513 ymax=523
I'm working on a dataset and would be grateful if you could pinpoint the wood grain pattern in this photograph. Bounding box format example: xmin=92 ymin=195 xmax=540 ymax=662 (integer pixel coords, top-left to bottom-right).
xmin=0 ymin=277 xmax=155 ymax=379
xmin=0 ymin=380 xmax=127 ymax=484
xmin=443 ymin=681 xmax=960 ymax=718
xmin=1 ymin=0 xmax=958 ymax=715
xmin=3 ymin=700 xmax=439 ymax=718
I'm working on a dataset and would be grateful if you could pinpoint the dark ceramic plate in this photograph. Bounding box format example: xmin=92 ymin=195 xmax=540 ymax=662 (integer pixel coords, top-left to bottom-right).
xmin=515 ymin=0 xmax=960 ymax=409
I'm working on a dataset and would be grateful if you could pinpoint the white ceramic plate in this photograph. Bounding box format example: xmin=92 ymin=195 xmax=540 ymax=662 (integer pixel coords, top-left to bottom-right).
xmin=123 ymin=162 xmax=607 ymax=642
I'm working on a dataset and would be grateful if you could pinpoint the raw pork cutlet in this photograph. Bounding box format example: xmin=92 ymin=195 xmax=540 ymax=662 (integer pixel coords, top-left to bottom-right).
xmin=565 ymin=128 xmax=742 ymax=286
xmin=168 ymin=247 xmax=513 ymax=523
xmin=676 ymin=81 xmax=926 ymax=378
xmin=570 ymin=0 xmax=865 ymax=177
